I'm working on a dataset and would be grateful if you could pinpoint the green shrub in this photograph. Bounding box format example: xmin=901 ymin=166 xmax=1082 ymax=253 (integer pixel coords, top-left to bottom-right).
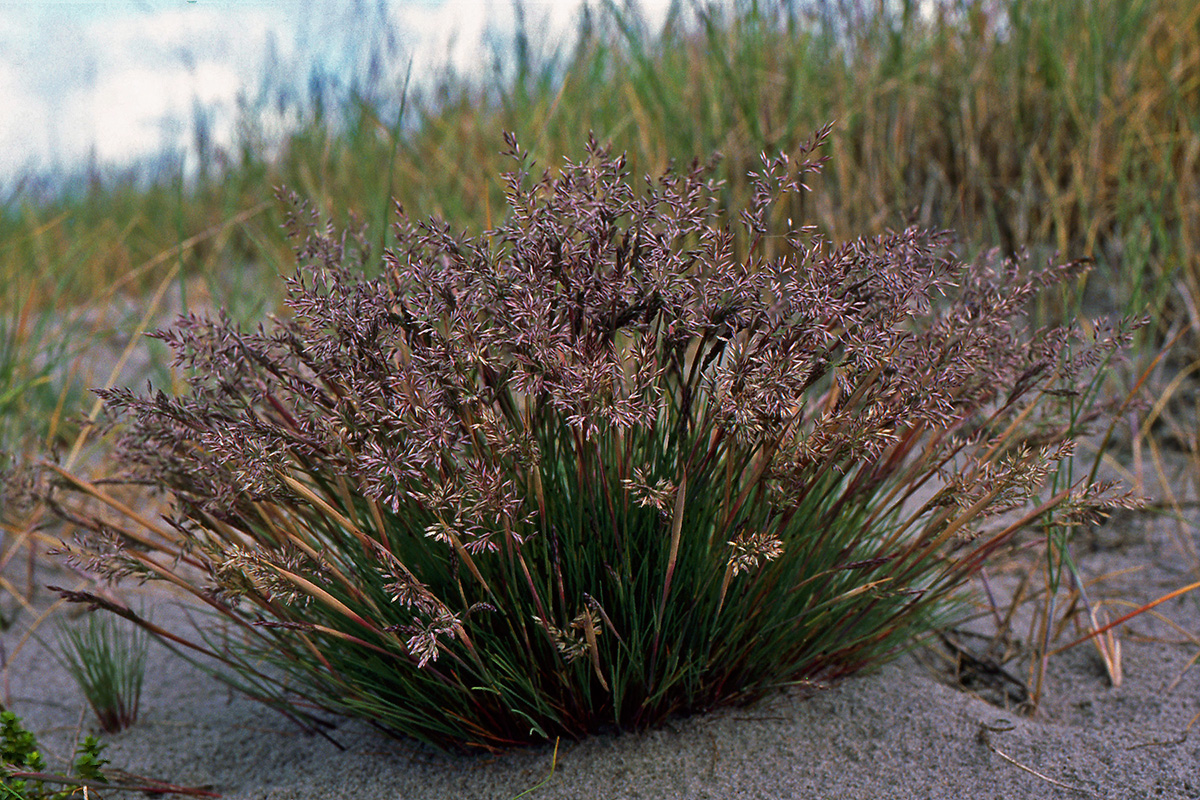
xmin=55 ymin=130 xmax=1135 ymax=752
xmin=0 ymin=709 xmax=108 ymax=800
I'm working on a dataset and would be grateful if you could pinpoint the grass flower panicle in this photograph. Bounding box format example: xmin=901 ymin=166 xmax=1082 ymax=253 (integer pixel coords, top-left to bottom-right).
xmin=52 ymin=129 xmax=1137 ymax=752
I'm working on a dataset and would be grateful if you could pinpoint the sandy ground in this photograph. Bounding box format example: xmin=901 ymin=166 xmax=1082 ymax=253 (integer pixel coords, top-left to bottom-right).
xmin=2 ymin=496 xmax=1197 ymax=800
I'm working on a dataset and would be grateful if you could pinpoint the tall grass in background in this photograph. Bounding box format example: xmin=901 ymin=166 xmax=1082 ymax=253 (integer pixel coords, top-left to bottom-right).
xmin=1 ymin=0 xmax=1196 ymax=331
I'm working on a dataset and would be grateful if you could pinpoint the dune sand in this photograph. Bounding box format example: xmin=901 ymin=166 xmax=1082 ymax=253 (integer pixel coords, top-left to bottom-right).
xmin=5 ymin=501 xmax=1198 ymax=800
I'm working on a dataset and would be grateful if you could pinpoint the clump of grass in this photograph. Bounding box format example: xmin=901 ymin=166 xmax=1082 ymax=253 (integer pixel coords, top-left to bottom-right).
xmin=51 ymin=130 xmax=1136 ymax=752
xmin=54 ymin=612 xmax=148 ymax=734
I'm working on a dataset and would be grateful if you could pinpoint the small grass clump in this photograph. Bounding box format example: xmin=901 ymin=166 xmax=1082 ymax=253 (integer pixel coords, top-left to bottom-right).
xmin=54 ymin=612 xmax=148 ymax=734
xmin=52 ymin=130 xmax=1135 ymax=753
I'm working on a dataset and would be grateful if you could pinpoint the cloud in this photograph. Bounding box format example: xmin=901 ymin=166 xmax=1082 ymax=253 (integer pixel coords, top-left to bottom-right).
xmin=73 ymin=61 xmax=243 ymax=165
xmin=0 ymin=61 xmax=52 ymax=179
xmin=384 ymin=0 xmax=679 ymax=82
xmin=0 ymin=2 xmax=282 ymax=179
xmin=0 ymin=0 xmax=716 ymax=183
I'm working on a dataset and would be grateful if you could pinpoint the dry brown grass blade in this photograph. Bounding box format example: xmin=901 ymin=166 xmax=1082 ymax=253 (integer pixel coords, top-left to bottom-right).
xmin=1049 ymin=580 xmax=1200 ymax=656
xmin=44 ymin=461 xmax=172 ymax=542
xmin=977 ymin=723 xmax=1100 ymax=798
xmin=268 ymin=565 xmax=381 ymax=635
xmin=280 ymin=474 xmax=366 ymax=545
xmin=0 ymin=575 xmax=38 ymax=620
xmin=657 ymin=467 xmax=688 ymax=621
xmin=5 ymin=769 xmax=221 ymax=798
xmin=1146 ymin=434 xmax=1200 ymax=569
xmin=580 ymin=606 xmax=609 ymax=692
xmin=1 ymin=582 xmax=78 ymax=706
xmin=60 ymin=201 xmax=273 ymax=471
xmin=1087 ymin=601 xmax=1123 ymax=687
xmin=1090 ymin=327 xmax=1186 ymax=494
xmin=62 ymin=260 xmax=180 ymax=471
xmin=99 ymin=200 xmax=273 ymax=300
xmin=1167 ymin=650 xmax=1200 ymax=694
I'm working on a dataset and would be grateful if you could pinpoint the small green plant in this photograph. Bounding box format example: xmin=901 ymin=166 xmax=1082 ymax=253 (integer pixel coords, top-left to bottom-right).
xmin=53 ymin=130 xmax=1136 ymax=752
xmin=55 ymin=612 xmax=148 ymax=734
xmin=0 ymin=709 xmax=47 ymax=799
xmin=0 ymin=708 xmax=109 ymax=800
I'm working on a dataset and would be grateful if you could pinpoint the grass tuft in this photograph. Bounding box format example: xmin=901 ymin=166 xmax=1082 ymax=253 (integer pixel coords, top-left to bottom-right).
xmin=54 ymin=612 xmax=148 ymax=734
xmin=48 ymin=130 xmax=1136 ymax=752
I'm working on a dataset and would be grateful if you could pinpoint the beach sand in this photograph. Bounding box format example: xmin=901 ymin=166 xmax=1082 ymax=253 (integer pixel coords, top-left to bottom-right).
xmin=5 ymin=502 xmax=1198 ymax=800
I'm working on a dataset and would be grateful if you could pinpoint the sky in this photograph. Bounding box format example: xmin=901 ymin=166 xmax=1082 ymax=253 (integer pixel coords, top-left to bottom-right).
xmin=0 ymin=0 xmax=685 ymax=189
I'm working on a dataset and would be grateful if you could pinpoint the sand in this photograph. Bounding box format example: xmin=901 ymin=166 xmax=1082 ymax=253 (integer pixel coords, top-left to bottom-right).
xmin=3 ymin=499 xmax=1197 ymax=800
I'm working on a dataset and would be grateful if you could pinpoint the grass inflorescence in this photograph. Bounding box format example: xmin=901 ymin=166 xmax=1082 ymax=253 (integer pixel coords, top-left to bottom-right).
xmin=50 ymin=130 xmax=1136 ymax=752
